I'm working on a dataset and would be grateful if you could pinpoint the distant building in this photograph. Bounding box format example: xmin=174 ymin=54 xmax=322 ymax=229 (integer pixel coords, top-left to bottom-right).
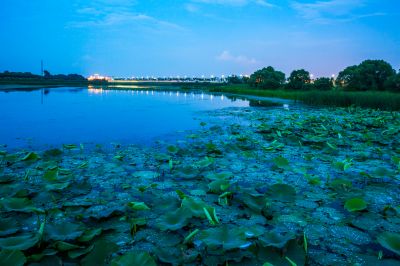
xmin=88 ymin=74 xmax=113 ymax=81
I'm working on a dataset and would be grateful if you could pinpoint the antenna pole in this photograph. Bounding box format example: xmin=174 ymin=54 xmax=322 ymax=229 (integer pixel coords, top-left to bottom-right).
xmin=41 ymin=60 xmax=44 ymax=76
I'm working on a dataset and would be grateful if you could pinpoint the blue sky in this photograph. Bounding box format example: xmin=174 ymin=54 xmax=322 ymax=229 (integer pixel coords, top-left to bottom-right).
xmin=0 ymin=0 xmax=399 ymax=77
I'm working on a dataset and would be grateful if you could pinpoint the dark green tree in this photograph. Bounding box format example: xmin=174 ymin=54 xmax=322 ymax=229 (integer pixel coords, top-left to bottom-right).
xmin=287 ymin=69 xmax=311 ymax=90
xmin=337 ymin=60 xmax=395 ymax=91
xmin=384 ymin=70 xmax=400 ymax=92
xmin=227 ymin=75 xmax=243 ymax=84
xmin=313 ymin=77 xmax=334 ymax=91
xmin=248 ymin=66 xmax=285 ymax=89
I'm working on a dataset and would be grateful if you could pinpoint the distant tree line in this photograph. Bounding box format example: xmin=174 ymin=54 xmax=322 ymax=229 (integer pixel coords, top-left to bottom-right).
xmin=0 ymin=70 xmax=86 ymax=81
xmin=228 ymin=60 xmax=400 ymax=92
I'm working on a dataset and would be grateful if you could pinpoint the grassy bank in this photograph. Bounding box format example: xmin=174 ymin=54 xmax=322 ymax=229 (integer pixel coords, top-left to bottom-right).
xmin=207 ymin=84 xmax=400 ymax=110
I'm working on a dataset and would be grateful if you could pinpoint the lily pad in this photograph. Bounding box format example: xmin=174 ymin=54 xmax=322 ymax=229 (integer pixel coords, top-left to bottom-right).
xmin=0 ymin=250 xmax=26 ymax=266
xmin=0 ymin=198 xmax=44 ymax=213
xmin=272 ymin=156 xmax=290 ymax=170
xmin=157 ymin=208 xmax=191 ymax=231
xmin=199 ymin=225 xmax=250 ymax=250
xmin=377 ymin=232 xmax=400 ymax=256
xmin=181 ymin=197 xmax=208 ymax=218
xmin=81 ymin=240 xmax=119 ymax=266
xmin=267 ymin=184 xmax=296 ymax=202
xmin=132 ymin=171 xmax=159 ymax=180
xmin=344 ymin=198 xmax=367 ymax=212
xmin=0 ymin=217 xmax=19 ymax=236
xmin=127 ymin=202 xmax=150 ymax=211
xmin=259 ymin=231 xmax=296 ymax=249
xmin=21 ymin=152 xmax=40 ymax=161
xmin=0 ymin=233 xmax=40 ymax=250
xmin=111 ymin=251 xmax=157 ymax=266
xmin=46 ymin=222 xmax=85 ymax=241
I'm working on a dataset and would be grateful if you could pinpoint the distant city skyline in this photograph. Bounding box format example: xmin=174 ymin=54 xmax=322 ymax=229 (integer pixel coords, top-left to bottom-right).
xmin=1 ymin=0 xmax=399 ymax=78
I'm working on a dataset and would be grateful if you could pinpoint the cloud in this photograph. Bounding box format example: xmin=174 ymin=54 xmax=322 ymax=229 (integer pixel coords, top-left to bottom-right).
xmin=68 ymin=1 xmax=184 ymax=31
xmin=193 ymin=0 xmax=276 ymax=8
xmin=291 ymin=0 xmax=385 ymax=23
xmin=217 ymin=51 xmax=257 ymax=65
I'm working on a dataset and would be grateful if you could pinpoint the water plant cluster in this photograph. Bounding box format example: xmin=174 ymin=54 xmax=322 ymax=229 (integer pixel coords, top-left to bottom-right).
xmin=0 ymin=105 xmax=399 ymax=265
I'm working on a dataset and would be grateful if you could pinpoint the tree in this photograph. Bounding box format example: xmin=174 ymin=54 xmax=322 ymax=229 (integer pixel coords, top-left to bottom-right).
xmin=227 ymin=75 xmax=243 ymax=84
xmin=43 ymin=70 xmax=51 ymax=78
xmin=248 ymin=66 xmax=285 ymax=89
xmin=384 ymin=70 xmax=400 ymax=92
xmin=287 ymin=69 xmax=311 ymax=90
xmin=337 ymin=60 xmax=395 ymax=91
xmin=313 ymin=77 xmax=334 ymax=91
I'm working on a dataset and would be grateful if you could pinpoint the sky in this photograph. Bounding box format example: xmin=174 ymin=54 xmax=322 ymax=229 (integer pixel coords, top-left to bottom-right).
xmin=0 ymin=0 xmax=399 ymax=77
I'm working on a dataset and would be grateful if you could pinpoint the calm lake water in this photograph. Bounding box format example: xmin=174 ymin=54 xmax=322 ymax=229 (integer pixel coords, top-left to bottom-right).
xmin=0 ymin=87 xmax=250 ymax=149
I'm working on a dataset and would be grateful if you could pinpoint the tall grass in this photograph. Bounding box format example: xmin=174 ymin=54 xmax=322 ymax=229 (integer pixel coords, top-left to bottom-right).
xmin=207 ymin=84 xmax=400 ymax=110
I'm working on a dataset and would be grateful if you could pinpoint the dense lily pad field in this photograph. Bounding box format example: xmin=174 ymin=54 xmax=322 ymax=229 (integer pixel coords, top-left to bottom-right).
xmin=1 ymin=105 xmax=400 ymax=266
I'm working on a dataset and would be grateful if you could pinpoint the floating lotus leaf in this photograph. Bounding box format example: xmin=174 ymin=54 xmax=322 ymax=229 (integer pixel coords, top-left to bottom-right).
xmin=267 ymin=184 xmax=296 ymax=202
xmin=0 ymin=175 xmax=14 ymax=184
xmin=54 ymin=241 xmax=82 ymax=251
xmin=68 ymin=245 xmax=94 ymax=259
xmin=206 ymin=172 xmax=233 ymax=180
xmin=78 ymin=228 xmax=102 ymax=242
xmin=195 ymin=156 xmax=214 ymax=168
xmin=45 ymin=181 xmax=70 ymax=191
xmin=0 ymin=250 xmax=26 ymax=266
xmin=63 ymin=144 xmax=78 ymax=150
xmin=43 ymin=168 xmax=59 ymax=181
xmin=43 ymin=148 xmax=63 ymax=158
xmin=132 ymin=171 xmax=159 ymax=179
xmin=344 ymin=198 xmax=367 ymax=212
xmin=272 ymin=156 xmax=290 ymax=170
xmin=377 ymin=232 xmax=400 ymax=256
xmin=0 ymin=233 xmax=40 ymax=250
xmin=21 ymin=152 xmax=40 ymax=161
xmin=29 ymin=249 xmax=58 ymax=262
xmin=167 ymin=145 xmax=179 ymax=154
xmin=81 ymin=240 xmax=119 ymax=266
xmin=258 ymin=231 xmax=296 ymax=249
xmin=0 ymin=217 xmax=19 ymax=237
xmin=181 ymin=197 xmax=208 ymax=218
xmin=330 ymin=178 xmax=352 ymax=189
xmin=0 ymin=198 xmax=44 ymax=213
xmin=128 ymin=202 xmax=150 ymax=211
xmin=208 ymin=179 xmax=230 ymax=194
xmin=111 ymin=251 xmax=157 ymax=266
xmin=157 ymin=208 xmax=192 ymax=231
xmin=174 ymin=166 xmax=200 ymax=180
xmin=199 ymin=225 xmax=250 ymax=250
xmin=237 ymin=192 xmax=267 ymax=213
xmin=46 ymin=222 xmax=85 ymax=241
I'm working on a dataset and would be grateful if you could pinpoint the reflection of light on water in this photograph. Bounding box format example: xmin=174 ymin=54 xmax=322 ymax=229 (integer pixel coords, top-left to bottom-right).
xmin=88 ymin=86 xmax=103 ymax=95
xmin=201 ymin=93 xmax=204 ymax=100
xmin=221 ymin=95 xmax=224 ymax=101
xmin=169 ymin=92 xmax=172 ymax=96
xmin=283 ymin=104 xmax=290 ymax=110
xmin=210 ymin=95 xmax=214 ymax=101
xmin=176 ymin=92 xmax=179 ymax=97
xmin=151 ymin=91 xmax=154 ymax=95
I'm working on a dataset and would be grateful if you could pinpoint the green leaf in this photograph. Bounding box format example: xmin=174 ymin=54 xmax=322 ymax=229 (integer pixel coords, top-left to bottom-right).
xmin=46 ymin=222 xmax=85 ymax=241
xmin=167 ymin=145 xmax=179 ymax=154
xmin=208 ymin=179 xmax=230 ymax=194
xmin=63 ymin=144 xmax=78 ymax=150
xmin=203 ymin=207 xmax=219 ymax=225
xmin=21 ymin=152 xmax=40 ymax=162
xmin=0 ymin=233 xmax=40 ymax=250
xmin=43 ymin=168 xmax=59 ymax=181
xmin=0 ymin=198 xmax=44 ymax=214
xmin=45 ymin=181 xmax=70 ymax=191
xmin=199 ymin=225 xmax=250 ymax=250
xmin=54 ymin=241 xmax=82 ymax=251
xmin=181 ymin=197 xmax=208 ymax=218
xmin=127 ymin=202 xmax=150 ymax=211
xmin=68 ymin=245 xmax=94 ymax=259
xmin=267 ymin=184 xmax=296 ymax=202
xmin=0 ymin=217 xmax=19 ymax=237
xmin=132 ymin=171 xmax=160 ymax=180
xmin=157 ymin=208 xmax=191 ymax=231
xmin=344 ymin=198 xmax=367 ymax=212
xmin=272 ymin=156 xmax=290 ymax=170
xmin=377 ymin=232 xmax=400 ymax=256
xmin=183 ymin=229 xmax=200 ymax=244
xmin=81 ymin=240 xmax=119 ymax=266
xmin=0 ymin=250 xmax=26 ymax=266
xmin=259 ymin=231 xmax=296 ymax=249
xmin=111 ymin=251 xmax=157 ymax=266
xmin=78 ymin=228 xmax=102 ymax=242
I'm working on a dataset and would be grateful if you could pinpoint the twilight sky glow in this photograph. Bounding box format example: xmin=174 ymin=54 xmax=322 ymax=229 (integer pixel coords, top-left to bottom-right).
xmin=0 ymin=0 xmax=399 ymax=77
